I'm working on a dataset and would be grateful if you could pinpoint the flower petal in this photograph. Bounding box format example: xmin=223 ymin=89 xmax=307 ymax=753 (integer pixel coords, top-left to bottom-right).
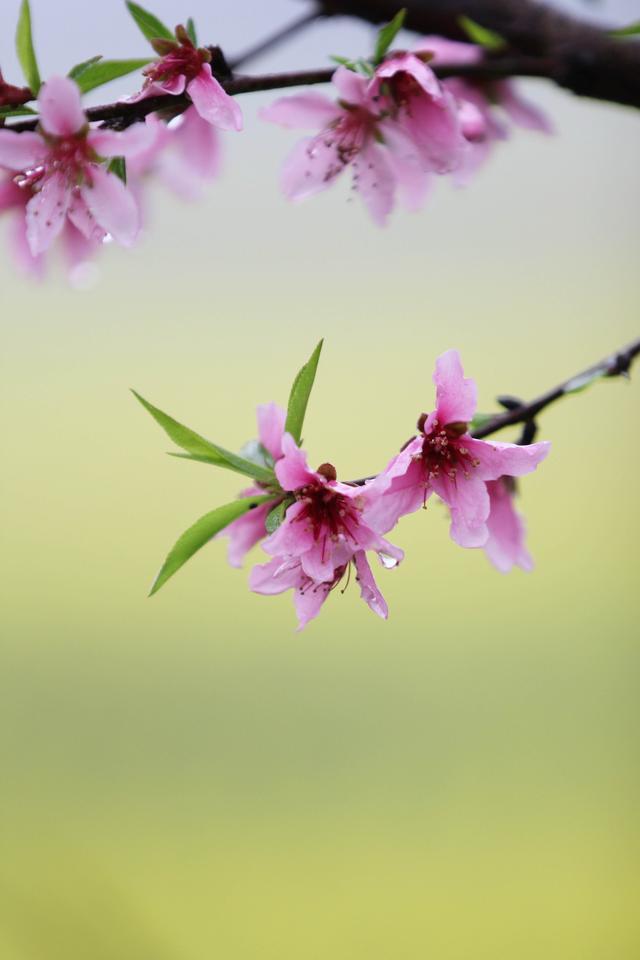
xmin=187 ymin=65 xmax=243 ymax=131
xmin=464 ymin=437 xmax=551 ymax=481
xmin=25 ymin=172 xmax=71 ymax=256
xmin=293 ymin=579 xmax=330 ymax=630
xmin=125 ymin=76 xmax=186 ymax=103
xmin=352 ymin=140 xmax=395 ymax=226
xmin=332 ymin=66 xmax=370 ymax=106
xmin=431 ymin=472 xmax=490 ymax=548
xmin=249 ymin=556 xmax=302 ymax=596
xmin=79 ymin=165 xmax=139 ymax=247
xmin=484 ymin=479 xmax=533 ymax=573
xmin=222 ymin=499 xmax=271 ymax=568
xmin=354 ymin=551 xmax=388 ymax=619
xmin=281 ymin=135 xmax=345 ymax=201
xmin=39 ymin=76 xmax=86 ymax=137
xmin=88 ymin=122 xmax=155 ymax=159
xmin=433 ymin=349 xmax=477 ymax=426
xmin=414 ymin=37 xmax=482 ymax=66
xmin=499 ymin=82 xmax=553 ymax=133
xmin=260 ymin=93 xmax=337 ymax=129
xmin=374 ymin=53 xmax=442 ymax=100
xmin=274 ymin=433 xmax=317 ymax=491
xmin=257 ymin=402 xmax=286 ymax=461
xmin=67 ymin=191 xmax=107 ymax=241
xmin=0 ymin=130 xmax=47 ymax=171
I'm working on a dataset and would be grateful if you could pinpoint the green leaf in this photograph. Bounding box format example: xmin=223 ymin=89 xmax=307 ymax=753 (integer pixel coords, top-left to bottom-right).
xmin=132 ymin=390 xmax=276 ymax=484
xmin=108 ymin=156 xmax=127 ymax=184
xmin=610 ymin=21 xmax=640 ymax=38
xmin=125 ymin=1 xmax=174 ymax=43
xmin=265 ymin=499 xmax=291 ymax=535
xmin=68 ymin=55 xmax=103 ymax=80
xmin=72 ymin=58 xmax=151 ymax=94
xmin=373 ymin=8 xmax=406 ymax=64
xmin=186 ymin=17 xmax=198 ymax=45
xmin=284 ymin=340 xmax=323 ymax=445
xmin=470 ymin=412 xmax=495 ymax=431
xmin=15 ymin=0 xmax=41 ymax=93
xmin=0 ymin=105 xmax=36 ymax=117
xmin=458 ymin=15 xmax=506 ymax=52
xmin=151 ymin=495 xmax=274 ymax=595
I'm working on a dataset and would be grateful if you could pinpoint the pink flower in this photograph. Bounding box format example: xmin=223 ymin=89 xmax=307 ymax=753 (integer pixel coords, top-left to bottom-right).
xmin=128 ymin=26 xmax=242 ymax=132
xmin=219 ymin=402 xmax=286 ymax=568
xmin=484 ymin=478 xmax=534 ymax=573
xmin=0 ymin=76 xmax=149 ymax=256
xmin=370 ymin=350 xmax=550 ymax=548
xmin=370 ymin=51 xmax=469 ymax=175
xmin=127 ymin=108 xmax=221 ymax=201
xmin=260 ymin=433 xmax=403 ymax=582
xmin=414 ymin=36 xmax=552 ymax=180
xmin=0 ymin=170 xmax=102 ymax=276
xmin=262 ymin=67 xmax=399 ymax=224
xmin=249 ymin=549 xmax=391 ymax=631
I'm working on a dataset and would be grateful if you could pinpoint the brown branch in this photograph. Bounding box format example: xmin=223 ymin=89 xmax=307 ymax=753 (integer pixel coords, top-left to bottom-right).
xmin=319 ymin=0 xmax=640 ymax=109
xmin=6 ymin=57 xmax=548 ymax=132
xmin=347 ymin=336 xmax=640 ymax=486
xmin=230 ymin=8 xmax=323 ymax=69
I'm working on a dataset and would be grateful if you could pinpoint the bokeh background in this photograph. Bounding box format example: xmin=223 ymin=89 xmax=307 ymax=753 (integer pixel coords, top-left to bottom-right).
xmin=1 ymin=0 xmax=639 ymax=957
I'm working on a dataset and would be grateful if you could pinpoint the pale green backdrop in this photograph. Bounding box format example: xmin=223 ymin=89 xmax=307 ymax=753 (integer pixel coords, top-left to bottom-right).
xmin=0 ymin=1 xmax=638 ymax=957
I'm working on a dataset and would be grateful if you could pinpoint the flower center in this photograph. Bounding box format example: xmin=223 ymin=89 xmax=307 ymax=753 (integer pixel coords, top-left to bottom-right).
xmin=145 ymin=35 xmax=209 ymax=85
xmin=15 ymin=133 xmax=93 ymax=192
xmin=294 ymin=480 xmax=363 ymax=544
xmin=419 ymin=419 xmax=481 ymax=482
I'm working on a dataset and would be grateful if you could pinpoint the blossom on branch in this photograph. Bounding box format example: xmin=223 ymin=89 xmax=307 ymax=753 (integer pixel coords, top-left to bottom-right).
xmin=369 ymin=350 xmax=550 ymax=549
xmin=484 ymin=477 xmax=534 ymax=573
xmin=127 ymin=24 xmax=243 ymax=132
xmin=0 ymin=76 xmax=149 ymax=257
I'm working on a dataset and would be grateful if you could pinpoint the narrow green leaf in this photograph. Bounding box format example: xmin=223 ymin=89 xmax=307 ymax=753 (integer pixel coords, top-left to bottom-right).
xmin=125 ymin=1 xmax=174 ymax=43
xmin=132 ymin=390 xmax=275 ymax=484
xmin=68 ymin=55 xmax=103 ymax=80
xmin=284 ymin=340 xmax=323 ymax=445
xmin=458 ymin=15 xmax=506 ymax=52
xmin=186 ymin=17 xmax=198 ymax=45
xmin=265 ymin=499 xmax=291 ymax=535
xmin=151 ymin=495 xmax=274 ymax=595
xmin=373 ymin=8 xmax=406 ymax=64
xmin=15 ymin=0 xmax=41 ymax=93
xmin=0 ymin=105 xmax=36 ymax=117
xmin=72 ymin=58 xmax=151 ymax=94
xmin=108 ymin=156 xmax=127 ymax=184
xmin=470 ymin=412 xmax=495 ymax=431
xmin=610 ymin=21 xmax=640 ymax=38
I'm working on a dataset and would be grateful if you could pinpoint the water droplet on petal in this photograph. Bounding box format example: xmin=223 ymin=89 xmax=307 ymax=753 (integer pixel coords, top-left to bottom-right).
xmin=379 ymin=552 xmax=399 ymax=569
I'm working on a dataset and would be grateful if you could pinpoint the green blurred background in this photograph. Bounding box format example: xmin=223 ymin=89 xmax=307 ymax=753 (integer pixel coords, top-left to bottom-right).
xmin=1 ymin=1 xmax=639 ymax=957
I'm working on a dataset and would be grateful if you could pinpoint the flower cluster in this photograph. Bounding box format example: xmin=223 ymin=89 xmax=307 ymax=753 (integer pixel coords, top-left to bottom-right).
xmin=136 ymin=345 xmax=550 ymax=630
xmin=0 ymin=2 xmax=551 ymax=277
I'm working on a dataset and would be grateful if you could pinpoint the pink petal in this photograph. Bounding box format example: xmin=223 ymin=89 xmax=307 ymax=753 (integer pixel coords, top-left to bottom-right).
xmin=187 ymin=65 xmax=243 ymax=131
xmin=262 ymin=500 xmax=315 ymax=557
xmin=125 ymin=76 xmax=187 ymax=103
xmin=433 ymin=349 xmax=477 ymax=426
xmin=498 ymin=81 xmax=553 ymax=133
xmin=332 ymin=66 xmax=370 ymax=106
xmin=464 ymin=437 xmax=551 ymax=481
xmin=79 ymin=166 xmax=139 ymax=247
xmin=379 ymin=121 xmax=432 ymax=212
xmin=249 ymin=556 xmax=302 ymax=596
xmin=281 ymin=135 xmax=345 ymax=201
xmin=293 ymin=579 xmax=330 ymax=630
xmin=484 ymin=479 xmax=533 ymax=573
xmin=414 ymin=37 xmax=482 ymax=66
xmin=352 ymin=140 xmax=395 ymax=226
xmin=260 ymin=93 xmax=338 ymax=129
xmin=374 ymin=53 xmax=442 ymax=100
xmin=67 ymin=191 xmax=107 ymax=241
xmin=8 ymin=207 xmax=45 ymax=277
xmin=222 ymin=500 xmax=271 ymax=568
xmin=61 ymin=219 xmax=102 ymax=268
xmin=25 ymin=172 xmax=71 ymax=256
xmin=274 ymin=434 xmax=317 ymax=491
xmin=431 ymin=472 xmax=490 ymax=548
xmin=401 ymin=89 xmax=466 ymax=173
xmin=257 ymin=402 xmax=286 ymax=461
xmin=88 ymin=122 xmax=155 ymax=159
xmin=38 ymin=76 xmax=86 ymax=137
xmin=362 ymin=440 xmax=426 ymax=534
xmin=354 ymin=551 xmax=388 ymax=619
xmin=0 ymin=130 xmax=47 ymax=171
xmin=0 ymin=177 xmax=24 ymax=211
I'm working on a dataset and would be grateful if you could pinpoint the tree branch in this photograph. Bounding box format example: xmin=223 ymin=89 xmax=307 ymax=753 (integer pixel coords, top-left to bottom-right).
xmin=319 ymin=0 xmax=640 ymax=109
xmin=6 ymin=57 xmax=549 ymax=132
xmin=230 ymin=8 xmax=323 ymax=69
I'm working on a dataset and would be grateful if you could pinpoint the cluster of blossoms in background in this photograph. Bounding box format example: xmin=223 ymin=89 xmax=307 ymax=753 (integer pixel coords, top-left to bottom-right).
xmin=0 ymin=1 xmax=551 ymax=278
xmin=136 ymin=344 xmax=550 ymax=630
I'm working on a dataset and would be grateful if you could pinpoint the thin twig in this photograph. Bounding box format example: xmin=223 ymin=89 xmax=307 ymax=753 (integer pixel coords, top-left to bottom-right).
xmin=6 ymin=57 xmax=550 ymax=133
xmin=230 ymin=8 xmax=323 ymax=70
